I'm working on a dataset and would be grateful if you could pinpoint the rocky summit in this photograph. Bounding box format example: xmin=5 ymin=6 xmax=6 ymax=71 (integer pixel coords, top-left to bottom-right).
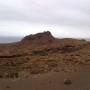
xmin=0 ymin=31 xmax=90 ymax=78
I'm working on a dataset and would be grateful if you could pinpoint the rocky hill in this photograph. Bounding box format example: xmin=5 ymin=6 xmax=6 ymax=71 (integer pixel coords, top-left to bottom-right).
xmin=0 ymin=31 xmax=90 ymax=78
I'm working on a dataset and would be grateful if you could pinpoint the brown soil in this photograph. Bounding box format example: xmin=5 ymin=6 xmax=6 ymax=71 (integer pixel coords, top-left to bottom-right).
xmin=0 ymin=72 xmax=90 ymax=90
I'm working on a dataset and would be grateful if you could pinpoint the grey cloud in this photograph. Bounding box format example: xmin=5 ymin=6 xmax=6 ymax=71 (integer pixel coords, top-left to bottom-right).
xmin=0 ymin=0 xmax=90 ymax=38
xmin=0 ymin=0 xmax=90 ymax=26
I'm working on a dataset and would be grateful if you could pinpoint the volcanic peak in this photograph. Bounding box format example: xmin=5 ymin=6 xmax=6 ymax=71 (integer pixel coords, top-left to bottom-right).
xmin=22 ymin=31 xmax=54 ymax=42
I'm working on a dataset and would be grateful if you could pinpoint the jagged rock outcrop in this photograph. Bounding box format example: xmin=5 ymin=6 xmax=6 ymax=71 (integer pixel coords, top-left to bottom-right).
xmin=21 ymin=31 xmax=55 ymax=45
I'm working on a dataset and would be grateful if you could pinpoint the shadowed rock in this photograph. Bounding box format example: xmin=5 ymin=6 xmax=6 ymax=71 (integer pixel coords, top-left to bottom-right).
xmin=22 ymin=31 xmax=55 ymax=44
xmin=64 ymin=78 xmax=72 ymax=85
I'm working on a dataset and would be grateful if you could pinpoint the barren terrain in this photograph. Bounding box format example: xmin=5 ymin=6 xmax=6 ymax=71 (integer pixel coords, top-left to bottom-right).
xmin=0 ymin=31 xmax=90 ymax=90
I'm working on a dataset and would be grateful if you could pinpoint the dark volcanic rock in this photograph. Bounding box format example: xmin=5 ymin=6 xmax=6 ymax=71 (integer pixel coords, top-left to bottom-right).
xmin=22 ymin=31 xmax=55 ymax=44
xmin=64 ymin=78 xmax=72 ymax=85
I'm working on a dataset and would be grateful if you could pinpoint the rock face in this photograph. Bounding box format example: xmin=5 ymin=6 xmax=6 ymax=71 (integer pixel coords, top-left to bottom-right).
xmin=0 ymin=31 xmax=90 ymax=78
xmin=22 ymin=31 xmax=53 ymax=40
xmin=22 ymin=31 xmax=55 ymax=44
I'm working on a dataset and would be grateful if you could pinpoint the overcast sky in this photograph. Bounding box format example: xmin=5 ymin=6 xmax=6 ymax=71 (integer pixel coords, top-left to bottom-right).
xmin=0 ymin=0 xmax=90 ymax=38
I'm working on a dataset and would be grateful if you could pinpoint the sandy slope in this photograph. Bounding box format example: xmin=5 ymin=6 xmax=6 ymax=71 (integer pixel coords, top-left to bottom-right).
xmin=0 ymin=72 xmax=90 ymax=90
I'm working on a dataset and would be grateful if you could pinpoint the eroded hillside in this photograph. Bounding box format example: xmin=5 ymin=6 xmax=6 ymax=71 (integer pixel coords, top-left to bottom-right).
xmin=0 ymin=31 xmax=90 ymax=78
